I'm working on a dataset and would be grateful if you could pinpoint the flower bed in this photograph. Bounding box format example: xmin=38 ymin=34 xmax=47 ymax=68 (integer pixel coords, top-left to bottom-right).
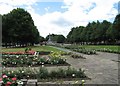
xmin=95 ymin=48 xmax=120 ymax=54
xmin=2 ymin=51 xmax=51 ymax=56
xmin=2 ymin=50 xmax=35 ymax=55
xmin=64 ymin=46 xmax=96 ymax=55
xmin=2 ymin=67 xmax=87 ymax=80
xmin=73 ymin=48 xmax=96 ymax=55
xmin=2 ymin=52 xmax=69 ymax=67
xmin=0 ymin=74 xmax=21 ymax=86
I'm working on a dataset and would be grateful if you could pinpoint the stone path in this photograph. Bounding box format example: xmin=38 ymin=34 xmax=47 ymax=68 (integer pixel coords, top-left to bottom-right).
xmin=51 ymin=46 xmax=119 ymax=84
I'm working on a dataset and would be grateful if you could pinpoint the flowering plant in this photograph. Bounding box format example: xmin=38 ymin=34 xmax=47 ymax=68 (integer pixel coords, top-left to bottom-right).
xmin=0 ymin=74 xmax=18 ymax=86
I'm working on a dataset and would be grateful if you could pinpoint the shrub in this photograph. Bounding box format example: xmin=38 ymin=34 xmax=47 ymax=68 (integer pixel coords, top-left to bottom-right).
xmin=37 ymin=67 xmax=49 ymax=79
xmin=71 ymin=54 xmax=86 ymax=59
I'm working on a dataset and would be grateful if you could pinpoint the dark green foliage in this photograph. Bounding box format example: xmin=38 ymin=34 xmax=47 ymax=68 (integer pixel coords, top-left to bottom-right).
xmin=112 ymin=14 xmax=120 ymax=41
xmin=46 ymin=34 xmax=66 ymax=43
xmin=37 ymin=67 xmax=49 ymax=79
xmin=66 ymin=17 xmax=119 ymax=44
xmin=2 ymin=8 xmax=40 ymax=46
xmin=3 ymin=67 xmax=87 ymax=80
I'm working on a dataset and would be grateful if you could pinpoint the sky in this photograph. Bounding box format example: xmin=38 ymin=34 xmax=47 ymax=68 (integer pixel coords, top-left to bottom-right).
xmin=0 ymin=0 xmax=119 ymax=37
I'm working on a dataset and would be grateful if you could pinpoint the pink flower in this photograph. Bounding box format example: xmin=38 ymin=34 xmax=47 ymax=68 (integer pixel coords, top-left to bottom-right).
xmin=12 ymin=77 xmax=17 ymax=81
xmin=2 ymin=74 xmax=8 ymax=78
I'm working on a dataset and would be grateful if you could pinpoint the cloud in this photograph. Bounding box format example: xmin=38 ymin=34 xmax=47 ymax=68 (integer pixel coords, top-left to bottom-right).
xmin=0 ymin=0 xmax=119 ymax=37
xmin=0 ymin=3 xmax=14 ymax=15
xmin=45 ymin=7 xmax=50 ymax=12
xmin=52 ymin=17 xmax=74 ymax=27
xmin=0 ymin=0 xmax=39 ymax=6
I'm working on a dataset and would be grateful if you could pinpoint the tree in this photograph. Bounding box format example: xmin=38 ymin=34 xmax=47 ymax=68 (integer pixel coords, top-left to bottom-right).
xmin=66 ymin=20 xmax=113 ymax=44
xmin=39 ymin=36 xmax=45 ymax=42
xmin=46 ymin=34 xmax=66 ymax=43
xmin=2 ymin=8 xmax=40 ymax=46
xmin=56 ymin=35 xmax=66 ymax=43
xmin=112 ymin=14 xmax=120 ymax=41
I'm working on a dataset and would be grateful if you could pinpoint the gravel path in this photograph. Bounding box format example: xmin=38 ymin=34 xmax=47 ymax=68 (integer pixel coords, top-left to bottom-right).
xmin=52 ymin=46 xmax=119 ymax=84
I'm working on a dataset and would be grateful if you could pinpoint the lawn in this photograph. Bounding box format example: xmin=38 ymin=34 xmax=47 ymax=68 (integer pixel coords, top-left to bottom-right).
xmin=80 ymin=45 xmax=119 ymax=51
xmin=2 ymin=45 xmax=63 ymax=52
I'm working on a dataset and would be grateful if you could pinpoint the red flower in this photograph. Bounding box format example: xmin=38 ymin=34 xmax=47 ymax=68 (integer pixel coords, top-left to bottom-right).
xmin=6 ymin=81 xmax=12 ymax=86
xmin=12 ymin=77 xmax=17 ymax=81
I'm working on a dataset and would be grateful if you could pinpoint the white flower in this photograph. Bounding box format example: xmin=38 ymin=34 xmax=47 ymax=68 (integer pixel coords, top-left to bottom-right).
xmin=16 ymin=55 xmax=19 ymax=58
xmin=22 ymin=71 xmax=24 ymax=73
xmin=17 ymin=81 xmax=23 ymax=85
xmin=72 ymin=74 xmax=75 ymax=77
xmin=82 ymin=80 xmax=85 ymax=83
xmin=11 ymin=71 xmax=14 ymax=73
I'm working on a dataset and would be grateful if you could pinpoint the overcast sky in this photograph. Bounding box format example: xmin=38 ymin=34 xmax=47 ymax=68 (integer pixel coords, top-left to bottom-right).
xmin=0 ymin=0 xmax=119 ymax=37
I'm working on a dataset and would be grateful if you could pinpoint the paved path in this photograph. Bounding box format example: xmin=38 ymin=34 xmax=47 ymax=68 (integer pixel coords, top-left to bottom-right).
xmin=51 ymin=46 xmax=119 ymax=84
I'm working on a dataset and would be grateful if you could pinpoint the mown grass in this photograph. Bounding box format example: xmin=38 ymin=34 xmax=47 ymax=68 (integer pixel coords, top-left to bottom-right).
xmin=2 ymin=46 xmax=63 ymax=52
xmin=79 ymin=45 xmax=119 ymax=51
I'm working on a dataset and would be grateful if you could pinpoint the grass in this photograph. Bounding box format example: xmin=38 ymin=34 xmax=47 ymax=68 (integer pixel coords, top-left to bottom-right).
xmin=2 ymin=45 xmax=63 ymax=52
xmin=79 ymin=45 xmax=119 ymax=51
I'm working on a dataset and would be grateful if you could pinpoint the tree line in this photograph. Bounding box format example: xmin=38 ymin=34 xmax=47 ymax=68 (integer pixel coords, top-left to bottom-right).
xmin=2 ymin=8 xmax=120 ymax=46
xmin=2 ymin=8 xmax=40 ymax=47
xmin=67 ymin=14 xmax=120 ymax=45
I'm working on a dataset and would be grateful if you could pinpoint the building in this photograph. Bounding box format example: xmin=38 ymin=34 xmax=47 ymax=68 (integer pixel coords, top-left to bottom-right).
xmin=118 ymin=1 xmax=120 ymax=14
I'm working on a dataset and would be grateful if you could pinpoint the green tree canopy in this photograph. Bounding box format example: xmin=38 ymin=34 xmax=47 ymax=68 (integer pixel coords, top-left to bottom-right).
xmin=2 ymin=8 xmax=40 ymax=46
